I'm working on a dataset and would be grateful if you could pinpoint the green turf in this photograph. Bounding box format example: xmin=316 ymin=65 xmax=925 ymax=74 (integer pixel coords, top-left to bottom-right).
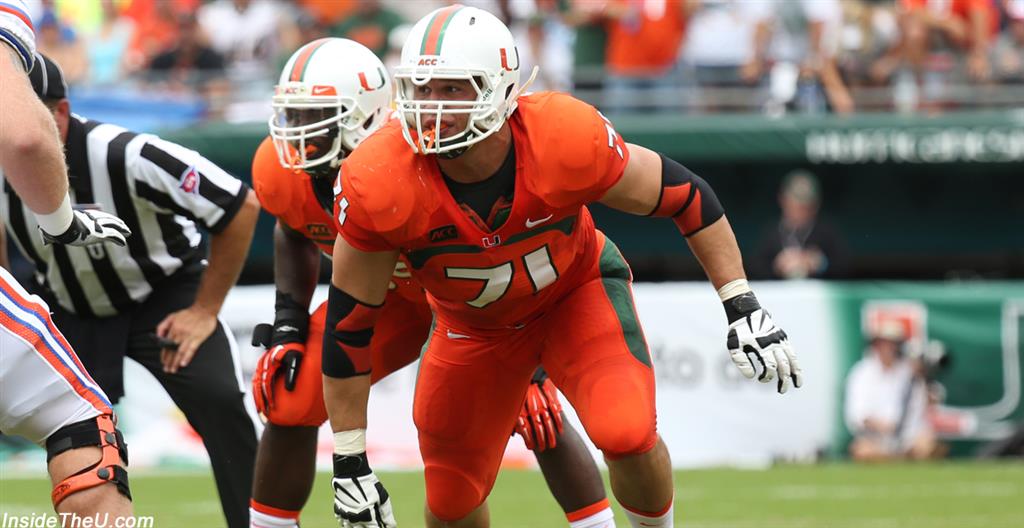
xmin=2 ymin=463 xmax=1023 ymax=527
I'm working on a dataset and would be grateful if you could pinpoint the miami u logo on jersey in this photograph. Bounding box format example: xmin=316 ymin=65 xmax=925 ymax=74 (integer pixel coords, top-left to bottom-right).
xmin=482 ymin=235 xmax=501 ymax=248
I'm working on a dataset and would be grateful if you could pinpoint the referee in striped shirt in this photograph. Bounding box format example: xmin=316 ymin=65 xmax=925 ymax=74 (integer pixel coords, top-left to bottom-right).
xmin=0 ymin=54 xmax=259 ymax=528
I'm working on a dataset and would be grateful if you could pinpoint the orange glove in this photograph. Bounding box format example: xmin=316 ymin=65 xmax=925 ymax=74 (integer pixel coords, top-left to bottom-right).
xmin=252 ymin=342 xmax=304 ymax=415
xmin=514 ymin=376 xmax=564 ymax=452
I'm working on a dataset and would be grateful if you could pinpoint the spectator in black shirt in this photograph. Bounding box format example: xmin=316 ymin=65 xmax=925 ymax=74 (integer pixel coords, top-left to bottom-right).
xmin=147 ymin=13 xmax=226 ymax=94
xmin=753 ymin=170 xmax=849 ymax=279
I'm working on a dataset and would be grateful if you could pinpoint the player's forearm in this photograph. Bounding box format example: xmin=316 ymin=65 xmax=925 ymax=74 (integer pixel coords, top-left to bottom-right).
xmin=273 ymin=221 xmax=320 ymax=310
xmin=321 ymin=239 xmax=396 ymax=431
xmin=0 ymin=48 xmax=70 ymax=218
xmin=685 ymin=217 xmax=747 ymax=291
xmin=324 ymin=375 xmax=371 ymax=432
xmin=193 ymin=190 xmax=259 ymax=314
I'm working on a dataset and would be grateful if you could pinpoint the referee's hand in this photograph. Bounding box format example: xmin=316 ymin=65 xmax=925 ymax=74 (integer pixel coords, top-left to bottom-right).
xmin=157 ymin=305 xmax=218 ymax=374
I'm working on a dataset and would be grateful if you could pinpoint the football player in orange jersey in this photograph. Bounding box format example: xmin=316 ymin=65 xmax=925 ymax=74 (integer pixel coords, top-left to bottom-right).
xmin=322 ymin=7 xmax=802 ymax=527
xmin=248 ymin=38 xmax=614 ymax=528
xmin=322 ymin=5 xmax=806 ymax=528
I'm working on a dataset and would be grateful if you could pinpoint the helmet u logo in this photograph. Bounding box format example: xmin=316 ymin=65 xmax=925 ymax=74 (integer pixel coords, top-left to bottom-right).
xmin=499 ymin=48 xmax=519 ymax=72
xmin=359 ymin=67 xmax=386 ymax=91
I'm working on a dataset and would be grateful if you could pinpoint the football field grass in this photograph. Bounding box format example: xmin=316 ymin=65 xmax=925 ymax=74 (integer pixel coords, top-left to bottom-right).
xmin=2 ymin=462 xmax=1022 ymax=527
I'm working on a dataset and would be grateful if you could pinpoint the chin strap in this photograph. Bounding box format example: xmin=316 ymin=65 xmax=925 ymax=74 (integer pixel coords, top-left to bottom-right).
xmin=510 ymin=65 xmax=540 ymax=102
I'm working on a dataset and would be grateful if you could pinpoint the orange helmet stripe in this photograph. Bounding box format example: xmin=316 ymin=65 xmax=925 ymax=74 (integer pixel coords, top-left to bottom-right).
xmin=420 ymin=5 xmax=462 ymax=56
xmin=289 ymin=38 xmax=331 ymax=82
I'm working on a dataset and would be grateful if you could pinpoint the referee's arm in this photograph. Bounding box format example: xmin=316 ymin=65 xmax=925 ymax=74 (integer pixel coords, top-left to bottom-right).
xmin=132 ymin=137 xmax=261 ymax=373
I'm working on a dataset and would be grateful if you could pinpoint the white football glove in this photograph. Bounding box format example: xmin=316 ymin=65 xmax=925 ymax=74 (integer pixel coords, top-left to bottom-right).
xmin=40 ymin=209 xmax=131 ymax=247
xmin=333 ymin=454 xmax=396 ymax=528
xmin=725 ymin=293 xmax=804 ymax=394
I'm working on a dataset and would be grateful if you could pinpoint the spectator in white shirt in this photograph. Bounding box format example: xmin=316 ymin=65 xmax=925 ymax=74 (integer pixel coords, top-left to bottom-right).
xmin=745 ymin=0 xmax=855 ymax=114
xmin=681 ymin=0 xmax=763 ymax=112
xmin=845 ymin=321 xmax=944 ymax=461
xmin=198 ymin=0 xmax=287 ymax=81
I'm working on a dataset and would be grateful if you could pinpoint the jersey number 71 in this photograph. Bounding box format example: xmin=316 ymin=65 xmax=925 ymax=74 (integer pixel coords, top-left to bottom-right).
xmin=445 ymin=245 xmax=557 ymax=308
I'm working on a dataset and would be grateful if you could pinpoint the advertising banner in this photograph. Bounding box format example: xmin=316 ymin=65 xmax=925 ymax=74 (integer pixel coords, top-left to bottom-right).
xmin=6 ymin=282 xmax=1019 ymax=472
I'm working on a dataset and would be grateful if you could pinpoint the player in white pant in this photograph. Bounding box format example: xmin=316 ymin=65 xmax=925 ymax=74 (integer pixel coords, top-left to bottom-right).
xmin=0 ymin=266 xmax=110 ymax=443
xmin=1 ymin=0 xmax=133 ymax=520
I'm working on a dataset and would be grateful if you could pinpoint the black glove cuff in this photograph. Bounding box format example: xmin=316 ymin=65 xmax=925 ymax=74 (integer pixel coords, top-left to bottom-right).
xmin=42 ymin=216 xmax=84 ymax=244
xmin=723 ymin=292 xmax=761 ymax=324
xmin=333 ymin=452 xmax=371 ymax=478
xmin=271 ymin=291 xmax=310 ymax=346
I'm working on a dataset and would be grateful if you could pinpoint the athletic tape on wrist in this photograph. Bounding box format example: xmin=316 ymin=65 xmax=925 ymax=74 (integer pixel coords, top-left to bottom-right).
xmin=334 ymin=429 xmax=366 ymax=455
xmin=35 ymin=194 xmax=74 ymax=236
xmin=717 ymin=278 xmax=752 ymax=302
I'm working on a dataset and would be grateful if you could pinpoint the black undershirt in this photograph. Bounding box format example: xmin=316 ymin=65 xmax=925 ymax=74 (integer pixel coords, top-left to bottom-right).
xmin=310 ymin=173 xmax=335 ymax=214
xmin=442 ymin=144 xmax=516 ymax=231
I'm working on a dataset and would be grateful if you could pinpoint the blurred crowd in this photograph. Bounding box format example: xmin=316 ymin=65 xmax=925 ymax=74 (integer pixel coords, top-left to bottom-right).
xmin=24 ymin=0 xmax=1024 ymax=127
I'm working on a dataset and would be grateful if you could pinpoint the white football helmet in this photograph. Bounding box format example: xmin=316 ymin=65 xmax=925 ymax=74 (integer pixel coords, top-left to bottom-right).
xmin=393 ymin=5 xmax=535 ymax=156
xmin=269 ymin=38 xmax=392 ymax=171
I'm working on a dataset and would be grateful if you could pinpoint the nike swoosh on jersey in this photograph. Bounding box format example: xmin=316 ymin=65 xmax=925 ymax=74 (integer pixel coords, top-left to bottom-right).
xmin=446 ymin=330 xmax=472 ymax=340
xmin=525 ymin=214 xmax=554 ymax=229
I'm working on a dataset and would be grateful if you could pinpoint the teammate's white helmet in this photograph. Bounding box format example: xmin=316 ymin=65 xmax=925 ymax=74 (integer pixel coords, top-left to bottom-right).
xmin=394 ymin=5 xmax=528 ymax=156
xmin=269 ymin=38 xmax=392 ymax=171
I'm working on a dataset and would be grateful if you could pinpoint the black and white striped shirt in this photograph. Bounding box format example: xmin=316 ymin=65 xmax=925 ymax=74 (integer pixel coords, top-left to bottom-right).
xmin=0 ymin=115 xmax=249 ymax=317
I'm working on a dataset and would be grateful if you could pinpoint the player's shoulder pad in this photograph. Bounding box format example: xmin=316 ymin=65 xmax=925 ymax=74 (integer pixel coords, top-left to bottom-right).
xmin=251 ymin=137 xmax=296 ymax=216
xmin=516 ymin=92 xmax=618 ymax=207
xmin=339 ymin=121 xmax=438 ymax=235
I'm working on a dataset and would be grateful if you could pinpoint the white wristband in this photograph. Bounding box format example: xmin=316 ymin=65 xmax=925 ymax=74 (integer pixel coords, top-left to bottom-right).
xmin=35 ymin=194 xmax=74 ymax=236
xmin=334 ymin=429 xmax=366 ymax=455
xmin=717 ymin=279 xmax=752 ymax=302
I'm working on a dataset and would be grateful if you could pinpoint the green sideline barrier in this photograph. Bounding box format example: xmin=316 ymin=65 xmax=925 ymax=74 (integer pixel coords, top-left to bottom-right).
xmin=615 ymin=109 xmax=1024 ymax=163
xmin=163 ymin=110 xmax=1024 ymax=167
xmin=160 ymin=111 xmax=1024 ymax=277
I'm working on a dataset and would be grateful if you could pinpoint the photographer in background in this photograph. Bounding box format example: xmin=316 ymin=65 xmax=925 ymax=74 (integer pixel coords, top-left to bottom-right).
xmin=845 ymin=321 xmax=946 ymax=461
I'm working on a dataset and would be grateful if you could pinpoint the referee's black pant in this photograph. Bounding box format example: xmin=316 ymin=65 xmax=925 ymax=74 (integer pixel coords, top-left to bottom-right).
xmin=49 ymin=271 xmax=256 ymax=528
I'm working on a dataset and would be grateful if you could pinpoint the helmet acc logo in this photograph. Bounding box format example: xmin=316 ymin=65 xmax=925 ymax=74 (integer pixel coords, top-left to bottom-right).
xmin=417 ymin=57 xmax=439 ymax=66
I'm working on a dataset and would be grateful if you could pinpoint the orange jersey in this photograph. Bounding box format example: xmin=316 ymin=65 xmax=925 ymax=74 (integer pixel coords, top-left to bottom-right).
xmin=901 ymin=0 xmax=1000 ymax=41
xmin=334 ymin=92 xmax=631 ymax=330
xmin=606 ymin=0 xmax=687 ymax=75
xmin=251 ymin=137 xmax=423 ymax=303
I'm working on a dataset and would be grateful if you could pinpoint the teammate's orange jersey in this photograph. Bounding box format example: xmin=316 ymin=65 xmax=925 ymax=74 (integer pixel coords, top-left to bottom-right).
xmin=901 ymin=0 xmax=1000 ymax=41
xmin=334 ymin=92 xmax=631 ymax=330
xmin=251 ymin=137 xmax=423 ymax=303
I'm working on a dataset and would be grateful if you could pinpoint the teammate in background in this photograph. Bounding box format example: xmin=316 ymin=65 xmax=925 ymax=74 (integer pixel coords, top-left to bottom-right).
xmin=0 ymin=0 xmax=132 ymax=521
xmin=322 ymin=6 xmax=803 ymax=528
xmin=249 ymin=37 xmax=614 ymax=528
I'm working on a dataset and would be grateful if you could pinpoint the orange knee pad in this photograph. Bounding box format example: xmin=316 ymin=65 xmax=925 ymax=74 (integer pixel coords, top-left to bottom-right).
xmin=46 ymin=414 xmax=131 ymax=507
xmin=424 ymin=464 xmax=486 ymax=522
xmin=598 ymin=427 xmax=659 ymax=460
xmin=584 ymin=403 xmax=658 ymax=460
